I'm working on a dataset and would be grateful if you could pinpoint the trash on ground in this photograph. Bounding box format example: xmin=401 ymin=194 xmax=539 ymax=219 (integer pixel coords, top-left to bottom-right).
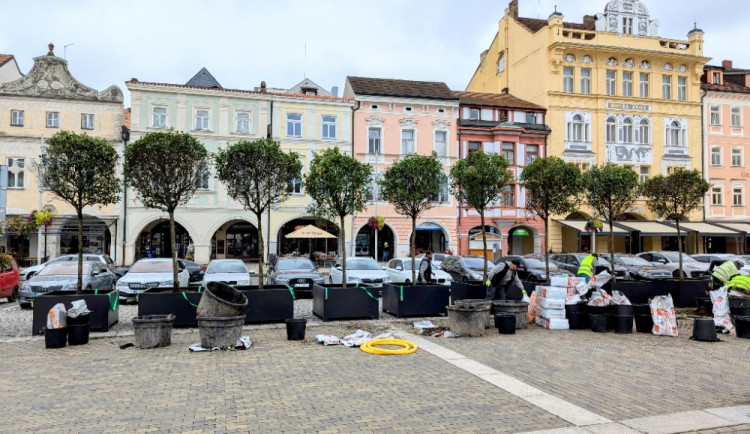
xmin=710 ymin=287 xmax=736 ymax=335
xmin=47 ymin=303 xmax=67 ymax=329
xmin=431 ymin=330 xmax=459 ymax=338
xmin=650 ymin=294 xmax=678 ymax=337
xmin=412 ymin=320 xmax=438 ymax=334
xmin=67 ymin=300 xmax=91 ymax=318
xmin=340 ymin=329 xmax=371 ymax=347
xmin=189 ymin=336 xmax=252 ymax=352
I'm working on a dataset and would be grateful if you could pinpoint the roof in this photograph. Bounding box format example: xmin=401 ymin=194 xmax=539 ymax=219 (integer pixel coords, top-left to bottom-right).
xmin=515 ymin=17 xmax=595 ymax=34
xmin=185 ymin=67 xmax=222 ymax=89
xmin=673 ymin=222 xmax=741 ymax=236
xmin=457 ymin=119 xmax=551 ymax=133
xmin=127 ymin=80 xmax=352 ymax=102
xmin=712 ymin=222 xmax=750 ymax=233
xmin=555 ymin=220 xmax=629 ymax=236
xmin=346 ymin=76 xmax=457 ymax=100
xmin=613 ymin=221 xmax=681 ymax=237
xmin=701 ymin=81 xmax=750 ymax=94
xmin=0 ymin=54 xmax=13 ymax=67
xmin=454 ymin=91 xmax=544 ymax=111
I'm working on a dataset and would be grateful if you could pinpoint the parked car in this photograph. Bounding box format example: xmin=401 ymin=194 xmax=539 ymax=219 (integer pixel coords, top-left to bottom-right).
xmin=268 ymin=257 xmax=325 ymax=296
xmin=415 ymin=252 xmax=450 ymax=269
xmin=0 ymin=255 xmax=20 ymax=302
xmin=439 ymin=255 xmax=493 ymax=282
xmin=202 ymin=259 xmax=253 ymax=287
xmin=180 ymin=259 xmax=206 ymax=285
xmin=691 ymin=254 xmax=750 ymax=275
xmin=115 ymin=258 xmax=190 ymax=303
xmin=637 ymin=251 xmax=709 ymax=278
xmin=495 ymin=255 xmax=566 ymax=281
xmin=550 ymin=253 xmax=630 ymax=280
xmin=608 ymin=254 xmax=672 ymax=279
xmin=19 ymin=253 xmax=116 ymax=281
xmin=18 ymin=261 xmax=116 ymax=308
xmin=384 ymin=257 xmax=453 ymax=286
xmin=328 ymin=257 xmax=391 ymax=288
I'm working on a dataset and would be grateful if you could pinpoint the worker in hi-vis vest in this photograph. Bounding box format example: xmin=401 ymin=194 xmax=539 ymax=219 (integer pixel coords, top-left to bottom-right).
xmin=711 ymin=260 xmax=750 ymax=294
xmin=577 ymin=253 xmax=597 ymax=283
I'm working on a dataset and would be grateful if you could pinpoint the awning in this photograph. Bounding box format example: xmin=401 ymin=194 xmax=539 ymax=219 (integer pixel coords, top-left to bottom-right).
xmin=710 ymin=222 xmax=750 ymax=233
xmin=612 ymin=221 xmax=677 ymax=237
xmin=554 ymin=220 xmax=629 ymax=236
xmin=671 ymin=222 xmax=742 ymax=237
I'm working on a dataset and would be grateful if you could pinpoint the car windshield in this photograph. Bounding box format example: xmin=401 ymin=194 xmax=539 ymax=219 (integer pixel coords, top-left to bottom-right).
xmin=662 ymin=252 xmax=698 ymax=263
xmin=521 ymin=258 xmax=549 ymax=268
xmin=432 ymin=254 xmax=446 ymax=262
xmin=39 ymin=262 xmax=90 ymax=276
xmin=598 ymin=256 xmax=624 ymax=265
xmin=397 ymin=260 xmax=417 ymax=270
xmin=206 ymin=261 xmax=247 ymax=274
xmin=346 ymin=258 xmax=382 ymax=270
xmin=129 ymin=260 xmax=173 ymax=273
xmin=619 ymin=256 xmax=653 ymax=266
xmin=277 ymin=259 xmax=315 ymax=271
xmin=463 ymin=257 xmax=490 ymax=269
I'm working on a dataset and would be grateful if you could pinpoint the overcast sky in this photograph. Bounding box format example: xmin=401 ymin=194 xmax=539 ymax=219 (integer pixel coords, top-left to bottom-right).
xmin=2 ymin=0 xmax=748 ymax=107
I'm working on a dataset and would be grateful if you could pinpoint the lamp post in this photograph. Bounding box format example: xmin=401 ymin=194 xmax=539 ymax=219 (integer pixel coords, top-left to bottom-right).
xmin=374 ymin=150 xmax=379 ymax=261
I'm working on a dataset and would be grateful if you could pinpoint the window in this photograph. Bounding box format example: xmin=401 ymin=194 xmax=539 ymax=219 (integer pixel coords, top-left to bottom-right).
xmin=502 ymin=142 xmax=515 ymax=163
xmin=563 ymin=67 xmax=574 ymax=93
xmin=733 ymin=185 xmax=744 ymax=206
xmin=81 ymin=113 xmax=94 ymax=130
xmin=236 ymin=112 xmax=250 ymax=133
xmin=621 ymin=118 xmax=633 ymax=143
xmin=711 ymin=185 xmax=723 ymax=205
xmin=525 ymin=112 xmax=536 ymax=124
xmin=623 ymin=17 xmax=633 ymax=34
xmin=195 ymin=110 xmax=209 ymax=131
xmin=662 ymin=76 xmax=672 ymax=100
xmin=606 ymin=117 xmax=616 ymax=143
xmin=623 ymin=72 xmax=633 ymax=97
xmin=195 ymin=164 xmax=210 ymax=190
xmin=732 ymin=148 xmax=743 ymax=167
xmin=606 ymin=70 xmax=616 ymax=96
xmin=639 ymin=73 xmax=649 ymax=98
xmin=677 ymin=77 xmax=686 ymax=101
xmin=638 ymin=119 xmax=650 ymax=145
xmin=322 ymin=115 xmax=336 ymax=139
xmin=7 ymin=158 xmax=24 ymax=188
xmin=711 ymin=147 xmax=722 ymax=166
xmin=433 ymin=177 xmax=450 ymax=204
xmin=710 ymin=106 xmax=721 ymax=126
xmin=666 ymin=166 xmax=682 ymax=175
xmin=467 ymin=141 xmax=481 ymax=154
xmin=731 ymin=107 xmax=742 ymax=128
xmin=639 ymin=166 xmax=650 ymax=184
xmin=526 ymin=145 xmax=539 ymax=165
xmin=286 ymin=113 xmax=302 ymax=137
xmin=46 ymin=112 xmax=59 ymax=128
xmin=666 ymin=120 xmax=685 ymax=146
xmin=288 ymin=178 xmax=302 ymax=194
xmin=434 ymin=131 xmax=447 ymax=157
xmin=10 ymin=110 xmax=23 ymax=126
xmin=152 ymin=106 xmax=167 ymax=128
xmin=501 ymin=185 xmax=515 ymax=207
xmin=497 ymin=52 xmax=505 ymax=75
xmin=401 ymin=130 xmax=415 ymax=154
xmin=580 ymin=68 xmax=591 ymax=94
xmin=712 ymin=72 xmax=721 ymax=84
xmin=568 ymin=114 xmax=589 ymax=142
xmin=468 ymin=108 xmax=480 ymax=120
xmin=573 ymin=161 xmax=590 ymax=172
xmin=368 ymin=128 xmax=381 ymax=154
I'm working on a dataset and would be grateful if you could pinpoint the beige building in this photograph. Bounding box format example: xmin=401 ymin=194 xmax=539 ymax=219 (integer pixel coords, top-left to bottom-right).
xmin=0 ymin=44 xmax=124 ymax=264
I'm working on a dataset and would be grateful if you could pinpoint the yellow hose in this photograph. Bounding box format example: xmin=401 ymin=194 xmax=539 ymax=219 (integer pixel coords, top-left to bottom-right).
xmin=360 ymin=338 xmax=418 ymax=355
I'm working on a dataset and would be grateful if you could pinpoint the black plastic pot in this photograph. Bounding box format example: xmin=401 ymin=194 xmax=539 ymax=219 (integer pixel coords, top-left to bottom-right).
xmin=285 ymin=319 xmax=307 ymax=340
xmin=634 ymin=314 xmax=653 ymax=333
xmin=692 ymin=318 xmax=718 ymax=342
xmin=610 ymin=304 xmax=634 ymax=316
xmin=730 ymin=307 xmax=750 ymax=317
xmin=449 ymin=282 xmax=486 ymax=304
xmin=695 ymin=296 xmax=713 ymax=312
xmin=633 ymin=304 xmax=651 ymax=315
xmin=67 ymin=312 xmax=91 ymax=326
xmin=565 ymin=302 xmax=587 ymax=315
xmin=68 ymin=324 xmax=90 ymax=345
xmin=590 ymin=314 xmax=609 ymax=333
xmin=495 ymin=313 xmax=516 ymax=335
xmin=44 ymin=327 xmax=67 ymax=348
xmin=614 ymin=315 xmax=633 ymax=334
xmin=567 ymin=312 xmax=589 ymax=330
xmin=735 ymin=316 xmax=750 ymax=339
xmin=729 ymin=297 xmax=750 ymax=309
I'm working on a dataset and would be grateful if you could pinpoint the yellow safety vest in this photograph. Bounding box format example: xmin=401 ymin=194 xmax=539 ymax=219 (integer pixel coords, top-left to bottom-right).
xmin=577 ymin=255 xmax=595 ymax=278
xmin=727 ymin=274 xmax=750 ymax=293
xmin=712 ymin=261 xmax=739 ymax=283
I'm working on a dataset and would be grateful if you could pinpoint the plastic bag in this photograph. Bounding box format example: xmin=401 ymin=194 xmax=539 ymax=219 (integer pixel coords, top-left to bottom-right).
xmin=67 ymin=299 xmax=91 ymax=319
xmin=340 ymin=329 xmax=371 ymax=347
xmin=709 ymin=287 xmax=735 ymax=335
xmin=521 ymin=289 xmax=530 ymax=303
xmin=47 ymin=303 xmax=67 ymax=329
xmin=650 ymin=294 xmax=678 ymax=337
xmin=610 ymin=290 xmax=632 ymax=306
xmin=592 ymin=270 xmax=611 ymax=288
xmin=587 ymin=289 xmax=611 ymax=306
xmin=412 ymin=320 xmax=438 ymax=335
xmin=527 ymin=291 xmax=541 ymax=323
xmin=315 ymin=334 xmax=340 ymax=345
xmin=566 ymin=294 xmax=583 ymax=305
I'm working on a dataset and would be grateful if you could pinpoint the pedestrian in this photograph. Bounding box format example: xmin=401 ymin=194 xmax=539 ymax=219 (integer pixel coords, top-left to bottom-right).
xmin=382 ymin=241 xmax=390 ymax=262
xmin=485 ymin=258 xmax=524 ymax=300
xmin=186 ymin=242 xmax=195 ymax=261
xmin=577 ymin=253 xmax=597 ymax=283
xmin=418 ymin=250 xmax=434 ymax=283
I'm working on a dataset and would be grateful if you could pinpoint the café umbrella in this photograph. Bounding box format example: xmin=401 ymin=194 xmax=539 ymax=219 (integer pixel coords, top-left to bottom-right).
xmin=284 ymin=224 xmax=336 ymax=256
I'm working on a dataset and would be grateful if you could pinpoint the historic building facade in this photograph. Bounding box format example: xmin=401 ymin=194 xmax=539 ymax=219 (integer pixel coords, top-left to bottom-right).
xmin=344 ymin=77 xmax=459 ymax=260
xmin=0 ymin=44 xmax=124 ymax=264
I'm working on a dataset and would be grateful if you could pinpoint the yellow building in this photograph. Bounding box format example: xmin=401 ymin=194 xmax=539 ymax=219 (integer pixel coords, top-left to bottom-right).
xmin=0 ymin=44 xmax=124 ymax=264
xmin=467 ymin=0 xmax=714 ymax=253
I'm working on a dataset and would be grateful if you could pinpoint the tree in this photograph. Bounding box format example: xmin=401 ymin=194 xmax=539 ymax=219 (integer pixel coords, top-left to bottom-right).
xmin=38 ymin=131 xmax=121 ymax=293
xmin=450 ymin=150 xmax=513 ymax=281
xmin=642 ymin=169 xmax=709 ymax=280
xmin=214 ymin=139 xmax=302 ymax=288
xmin=304 ymin=147 xmax=372 ymax=287
xmin=123 ymin=130 xmax=209 ymax=288
xmin=381 ymin=153 xmax=446 ymax=283
xmin=520 ymin=156 xmax=583 ymax=283
xmin=583 ymin=164 xmax=640 ymax=286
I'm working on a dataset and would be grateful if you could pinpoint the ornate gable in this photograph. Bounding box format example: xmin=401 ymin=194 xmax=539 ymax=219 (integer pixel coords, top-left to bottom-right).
xmin=595 ymin=0 xmax=659 ymax=37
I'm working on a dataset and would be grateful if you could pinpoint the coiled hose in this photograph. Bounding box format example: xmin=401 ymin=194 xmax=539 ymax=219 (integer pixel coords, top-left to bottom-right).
xmin=360 ymin=338 xmax=418 ymax=355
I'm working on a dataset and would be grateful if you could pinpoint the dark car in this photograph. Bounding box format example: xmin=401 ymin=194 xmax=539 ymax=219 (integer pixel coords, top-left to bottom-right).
xmin=550 ymin=253 xmax=630 ymax=280
xmin=611 ymin=254 xmax=672 ymax=279
xmin=268 ymin=257 xmax=325 ymax=296
xmin=495 ymin=255 xmax=566 ymax=281
xmin=439 ymin=255 xmax=492 ymax=282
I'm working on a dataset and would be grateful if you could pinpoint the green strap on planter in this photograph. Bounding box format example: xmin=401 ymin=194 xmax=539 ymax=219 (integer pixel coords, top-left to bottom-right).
xmin=94 ymin=288 xmax=98 ymax=295
xmin=325 ymin=287 xmax=328 ymax=301
xmin=198 ymin=286 xmax=202 ymax=293
xmin=182 ymin=291 xmax=199 ymax=308
xmin=400 ymin=286 xmax=404 ymax=302
xmin=106 ymin=292 xmax=118 ymax=311
xmin=287 ymin=286 xmax=296 ymax=300
xmin=360 ymin=286 xmax=378 ymax=300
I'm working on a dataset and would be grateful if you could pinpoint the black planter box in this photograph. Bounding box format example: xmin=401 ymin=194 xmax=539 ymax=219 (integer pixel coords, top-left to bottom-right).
xmin=604 ymin=279 xmax=709 ymax=307
xmin=32 ymin=289 xmax=119 ymax=335
xmin=662 ymin=279 xmax=710 ymax=308
xmin=381 ymin=283 xmax=449 ymax=318
xmin=236 ymin=285 xmax=294 ymax=324
xmin=312 ymin=284 xmax=379 ymax=321
xmin=450 ymin=282 xmax=487 ymax=304
xmin=137 ymin=288 xmax=203 ymax=327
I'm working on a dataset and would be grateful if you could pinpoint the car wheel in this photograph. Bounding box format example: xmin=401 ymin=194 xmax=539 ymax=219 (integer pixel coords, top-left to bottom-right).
xmin=329 ymin=276 xmax=333 ymax=284
xmin=672 ymin=270 xmax=682 ymax=278
xmin=7 ymin=287 xmax=18 ymax=302
xmin=405 ymin=279 xmax=411 ymax=284
xmin=19 ymin=302 xmax=31 ymax=309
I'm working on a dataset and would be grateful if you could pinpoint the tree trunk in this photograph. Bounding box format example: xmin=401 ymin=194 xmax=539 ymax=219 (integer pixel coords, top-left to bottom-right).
xmin=77 ymin=209 xmax=84 ymax=294
xmin=609 ymin=220 xmax=615 ymax=289
xmin=169 ymin=211 xmax=178 ymax=291
xmin=411 ymin=215 xmax=417 ymax=284
xmin=481 ymin=211 xmax=488 ymax=281
xmin=255 ymin=211 xmax=264 ymax=289
xmin=340 ymin=215 xmax=347 ymax=288
xmin=544 ymin=217 xmax=550 ymax=285
xmin=677 ymin=221 xmax=684 ymax=281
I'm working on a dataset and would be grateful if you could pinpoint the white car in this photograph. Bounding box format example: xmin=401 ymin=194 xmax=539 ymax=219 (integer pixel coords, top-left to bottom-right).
xmin=202 ymin=259 xmax=253 ymax=287
xmin=415 ymin=253 xmax=449 ymax=269
xmin=116 ymin=258 xmax=190 ymax=303
xmin=328 ymin=257 xmax=391 ymax=288
xmin=19 ymin=253 xmax=115 ymax=281
xmin=385 ymin=257 xmax=453 ymax=286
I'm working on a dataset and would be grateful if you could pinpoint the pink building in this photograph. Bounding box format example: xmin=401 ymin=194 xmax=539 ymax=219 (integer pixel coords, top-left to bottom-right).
xmin=343 ymin=77 xmax=459 ymax=260
xmin=703 ymin=61 xmax=750 ymax=253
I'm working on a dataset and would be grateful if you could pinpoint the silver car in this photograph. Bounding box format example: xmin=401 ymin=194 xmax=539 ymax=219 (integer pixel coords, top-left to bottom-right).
xmin=637 ymin=251 xmax=709 ymax=278
xmin=19 ymin=253 xmax=116 ymax=281
xmin=18 ymin=261 xmax=116 ymax=308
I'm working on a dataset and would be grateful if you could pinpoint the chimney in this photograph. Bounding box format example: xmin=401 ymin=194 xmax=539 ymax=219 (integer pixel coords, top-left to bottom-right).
xmin=331 ymin=86 xmax=339 ymax=97
xmin=260 ymin=81 xmax=267 ymax=93
xmin=722 ymin=60 xmax=733 ymax=69
xmin=508 ymin=0 xmax=518 ymax=19
xmin=583 ymin=15 xmax=596 ymax=28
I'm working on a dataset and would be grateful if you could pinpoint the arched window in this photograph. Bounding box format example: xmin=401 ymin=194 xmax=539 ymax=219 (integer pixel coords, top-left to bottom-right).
xmin=667 ymin=120 xmax=684 ymax=146
xmin=638 ymin=119 xmax=650 ymax=145
xmin=621 ymin=118 xmax=633 ymax=144
xmin=606 ymin=117 xmax=616 ymax=143
xmin=569 ymin=114 xmax=586 ymax=142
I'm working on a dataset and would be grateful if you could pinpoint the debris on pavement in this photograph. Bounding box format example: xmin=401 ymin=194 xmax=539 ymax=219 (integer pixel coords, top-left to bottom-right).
xmin=189 ymin=336 xmax=252 ymax=352
xmin=412 ymin=320 xmax=438 ymax=334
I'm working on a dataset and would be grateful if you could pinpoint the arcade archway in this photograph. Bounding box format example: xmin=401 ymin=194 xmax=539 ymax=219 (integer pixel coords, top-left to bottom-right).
xmin=210 ymin=220 xmax=259 ymax=260
xmin=136 ymin=219 xmax=192 ymax=260
xmin=59 ymin=216 xmax=113 ymax=256
xmin=355 ymin=224 xmax=395 ymax=261
xmin=276 ymin=218 xmax=339 ymax=257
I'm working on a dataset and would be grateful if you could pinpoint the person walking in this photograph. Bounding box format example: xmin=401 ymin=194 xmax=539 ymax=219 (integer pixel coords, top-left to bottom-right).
xmin=577 ymin=253 xmax=597 ymax=283
xmin=418 ymin=250 xmax=434 ymax=283
xmin=382 ymin=241 xmax=390 ymax=262
xmin=485 ymin=258 xmax=524 ymax=300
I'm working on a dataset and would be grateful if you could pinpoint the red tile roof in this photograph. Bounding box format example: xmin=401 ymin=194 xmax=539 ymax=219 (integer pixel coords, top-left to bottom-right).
xmin=126 ymin=80 xmax=352 ymax=102
xmin=701 ymin=81 xmax=750 ymax=94
xmin=453 ymin=91 xmax=545 ymax=111
xmin=347 ymin=76 xmax=457 ymax=100
xmin=515 ymin=17 xmax=595 ymax=34
xmin=0 ymin=54 xmax=14 ymax=67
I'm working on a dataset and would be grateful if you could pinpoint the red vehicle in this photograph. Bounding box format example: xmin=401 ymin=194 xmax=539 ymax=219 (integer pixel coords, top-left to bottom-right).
xmin=0 ymin=255 xmax=20 ymax=302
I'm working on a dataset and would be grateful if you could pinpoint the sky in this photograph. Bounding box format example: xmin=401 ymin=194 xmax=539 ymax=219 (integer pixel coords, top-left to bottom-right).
xmin=2 ymin=0 xmax=748 ymax=107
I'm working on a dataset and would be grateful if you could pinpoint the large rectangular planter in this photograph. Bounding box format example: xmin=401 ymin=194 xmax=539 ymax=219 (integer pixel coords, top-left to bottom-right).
xmin=236 ymin=285 xmax=294 ymax=324
xmin=312 ymin=284 xmax=379 ymax=321
xmin=137 ymin=288 xmax=203 ymax=327
xmin=450 ymin=282 xmax=487 ymax=304
xmin=381 ymin=283 xmax=449 ymax=318
xmin=664 ymin=279 xmax=710 ymax=308
xmin=603 ymin=280 xmax=669 ymax=305
xmin=32 ymin=289 xmax=119 ymax=335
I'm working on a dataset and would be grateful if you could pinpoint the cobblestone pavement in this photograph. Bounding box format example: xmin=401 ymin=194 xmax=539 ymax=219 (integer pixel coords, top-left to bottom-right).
xmin=1 ymin=296 xmax=748 ymax=432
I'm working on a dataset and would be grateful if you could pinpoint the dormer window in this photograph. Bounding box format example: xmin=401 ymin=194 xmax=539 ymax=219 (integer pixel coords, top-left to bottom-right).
xmin=713 ymin=71 xmax=721 ymax=85
xmin=469 ymin=108 xmax=480 ymax=120
xmin=301 ymin=86 xmax=317 ymax=95
xmin=623 ymin=17 xmax=633 ymax=34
